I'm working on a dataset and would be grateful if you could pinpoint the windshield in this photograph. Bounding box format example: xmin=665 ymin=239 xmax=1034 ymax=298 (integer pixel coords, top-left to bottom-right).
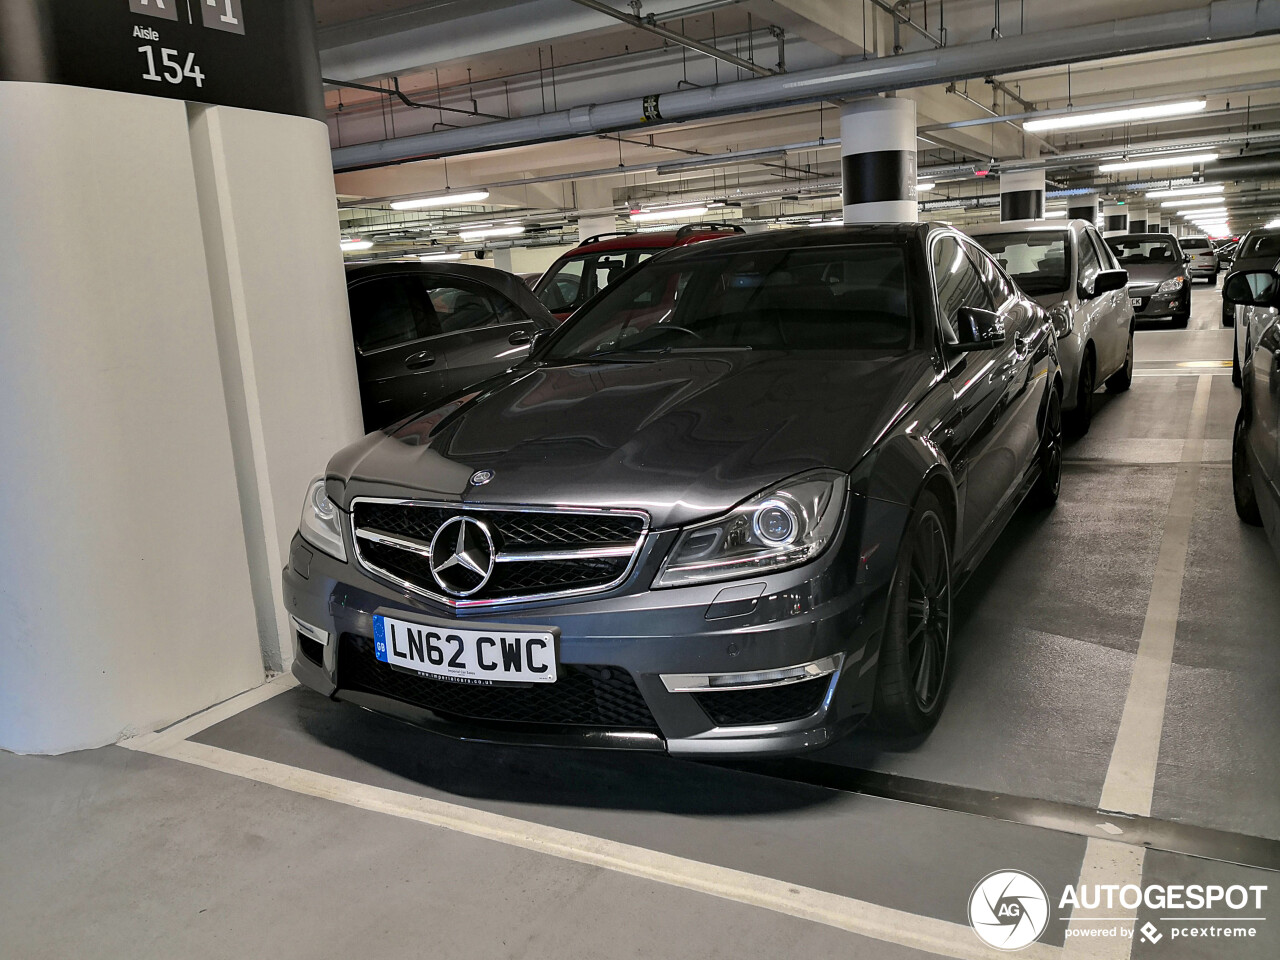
xmin=1106 ymin=236 xmax=1180 ymax=264
xmin=543 ymin=244 xmax=913 ymax=360
xmin=535 ymin=248 xmax=656 ymax=313
xmin=973 ymin=231 xmax=1069 ymax=295
xmin=1237 ymin=233 xmax=1280 ymax=260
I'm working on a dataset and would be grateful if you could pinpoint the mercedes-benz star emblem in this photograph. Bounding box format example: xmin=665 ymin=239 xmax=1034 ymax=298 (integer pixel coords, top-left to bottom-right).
xmin=428 ymin=516 xmax=496 ymax=597
xmin=470 ymin=469 xmax=494 ymax=486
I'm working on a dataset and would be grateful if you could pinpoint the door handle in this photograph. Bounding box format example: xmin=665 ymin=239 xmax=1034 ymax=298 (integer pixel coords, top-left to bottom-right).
xmin=404 ymin=351 xmax=435 ymax=369
xmin=508 ymin=330 xmax=533 ymax=346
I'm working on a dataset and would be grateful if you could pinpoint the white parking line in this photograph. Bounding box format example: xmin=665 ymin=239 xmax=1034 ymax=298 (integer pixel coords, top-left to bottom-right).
xmin=1063 ymin=374 xmax=1213 ymax=959
xmin=123 ymin=734 xmax=1061 ymax=960
xmin=120 ymin=672 xmax=297 ymax=754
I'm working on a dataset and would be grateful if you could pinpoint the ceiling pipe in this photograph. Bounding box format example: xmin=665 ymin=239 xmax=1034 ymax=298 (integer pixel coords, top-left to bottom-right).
xmin=332 ymin=0 xmax=1280 ymax=171
xmin=566 ymin=0 xmax=773 ymax=77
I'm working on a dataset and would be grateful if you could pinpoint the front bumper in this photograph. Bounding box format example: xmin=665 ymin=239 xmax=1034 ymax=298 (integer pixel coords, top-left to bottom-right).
xmin=1128 ymin=286 xmax=1188 ymax=319
xmin=281 ymin=497 xmax=907 ymax=757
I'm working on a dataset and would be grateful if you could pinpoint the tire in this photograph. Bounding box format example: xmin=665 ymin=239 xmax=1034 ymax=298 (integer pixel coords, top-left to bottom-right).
xmin=1233 ymin=411 xmax=1263 ymax=526
xmin=1174 ymin=302 xmax=1191 ymax=327
xmin=1209 ymin=273 xmax=1218 ymax=288
xmin=1106 ymin=327 xmax=1134 ymax=393
xmin=1223 ymin=303 xmax=1235 ymax=328
xmin=874 ymin=492 xmax=953 ymax=735
xmin=1065 ymin=353 xmax=1094 ymax=436
xmin=1232 ymin=336 xmax=1242 ymax=388
xmin=1030 ymin=387 xmax=1064 ymax=509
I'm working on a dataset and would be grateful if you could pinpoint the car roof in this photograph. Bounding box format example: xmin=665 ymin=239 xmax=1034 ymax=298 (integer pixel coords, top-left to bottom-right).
xmin=1109 ymin=233 xmax=1177 ymax=240
xmin=966 ymin=219 xmax=1086 ymax=235
xmin=343 ymin=259 xmax=555 ymax=322
xmin=650 ymin=222 xmax=934 ymax=261
xmin=567 ymin=224 xmax=745 ymax=253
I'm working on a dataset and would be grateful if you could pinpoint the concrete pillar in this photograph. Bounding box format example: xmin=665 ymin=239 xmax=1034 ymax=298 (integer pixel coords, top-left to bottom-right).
xmin=0 ymin=86 xmax=361 ymax=752
xmin=1128 ymin=206 xmax=1148 ymax=233
xmin=1068 ymin=193 xmax=1100 ymax=225
xmin=575 ymin=179 xmax=618 ymax=241
xmin=1103 ymin=202 xmax=1129 ymax=236
xmin=578 ymin=216 xmax=618 ymax=243
xmin=840 ymin=97 xmax=917 ymax=223
xmin=492 ymin=247 xmax=515 ymax=273
xmin=1000 ymin=169 xmax=1046 ymax=221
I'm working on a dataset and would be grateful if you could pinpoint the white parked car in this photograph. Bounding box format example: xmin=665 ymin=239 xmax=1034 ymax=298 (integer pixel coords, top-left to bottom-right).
xmin=969 ymin=219 xmax=1134 ymax=434
xmin=1180 ymin=235 xmax=1220 ymax=285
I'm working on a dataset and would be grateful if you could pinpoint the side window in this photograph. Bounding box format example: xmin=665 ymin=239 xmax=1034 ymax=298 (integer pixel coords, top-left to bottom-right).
xmin=1085 ymin=228 xmax=1116 ymax=271
xmin=932 ymin=235 xmax=994 ymax=344
xmin=540 ymin=258 xmax=586 ymax=312
xmin=965 ymin=240 xmax=1014 ymax=306
xmin=1078 ymin=230 xmax=1102 ymax=292
xmin=589 ymin=253 xmax=631 ymax=298
xmin=348 ymin=276 xmax=434 ymax=353
xmin=425 ymin=279 xmax=511 ymax=333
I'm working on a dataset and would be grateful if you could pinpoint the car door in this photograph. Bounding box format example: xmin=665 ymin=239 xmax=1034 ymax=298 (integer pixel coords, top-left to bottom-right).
xmin=931 ymin=233 xmax=1017 ymax=557
xmin=347 ymin=274 xmax=449 ymax=432
xmin=420 ymin=276 xmax=545 ymax=397
xmin=1082 ymin=226 xmax=1130 ymax=376
xmin=1246 ymin=309 xmax=1280 ymax=498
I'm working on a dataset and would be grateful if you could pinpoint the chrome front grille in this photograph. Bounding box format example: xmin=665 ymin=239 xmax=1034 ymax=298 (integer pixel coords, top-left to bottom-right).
xmin=349 ymin=498 xmax=649 ymax=607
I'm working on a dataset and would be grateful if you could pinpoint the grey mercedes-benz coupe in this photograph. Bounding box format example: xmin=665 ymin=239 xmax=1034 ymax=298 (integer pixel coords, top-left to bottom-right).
xmin=283 ymin=224 xmax=1062 ymax=756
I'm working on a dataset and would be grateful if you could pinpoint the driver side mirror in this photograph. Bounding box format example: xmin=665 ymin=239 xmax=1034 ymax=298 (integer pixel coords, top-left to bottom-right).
xmin=954 ymin=306 xmax=1006 ymax=351
xmin=1222 ymin=270 xmax=1280 ymax=309
xmin=1081 ymin=268 xmax=1128 ymax=299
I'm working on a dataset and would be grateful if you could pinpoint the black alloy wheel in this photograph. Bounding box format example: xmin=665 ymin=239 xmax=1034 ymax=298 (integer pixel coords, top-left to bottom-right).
xmin=1233 ymin=411 xmax=1263 ymax=526
xmin=874 ymin=492 xmax=953 ymax=734
xmin=1030 ymin=387 xmax=1064 ymax=508
xmin=1066 ymin=355 xmax=1094 ymax=435
xmin=1106 ymin=328 xmax=1134 ymax=393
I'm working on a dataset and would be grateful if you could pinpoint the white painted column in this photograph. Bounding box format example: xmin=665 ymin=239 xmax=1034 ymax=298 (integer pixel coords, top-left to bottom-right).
xmin=0 ymin=83 xmax=264 ymax=753
xmin=187 ymin=103 xmax=364 ymax=673
xmin=1068 ymin=193 xmax=1101 ymax=225
xmin=1127 ymin=206 xmax=1149 ymax=233
xmin=840 ymin=97 xmax=917 ymax=223
xmin=1000 ymin=168 xmax=1046 ymax=221
xmin=1103 ymin=202 xmax=1129 ymax=236
xmin=491 ymin=247 xmax=516 ymax=273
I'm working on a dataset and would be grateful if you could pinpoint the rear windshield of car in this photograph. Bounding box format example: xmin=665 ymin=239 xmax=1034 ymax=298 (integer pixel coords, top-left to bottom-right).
xmin=972 ymin=231 xmax=1069 ymax=295
xmin=1237 ymin=233 xmax=1280 ymax=259
xmin=535 ymin=248 xmax=656 ymax=313
xmin=543 ymin=244 xmax=913 ymax=359
xmin=1106 ymin=236 xmax=1180 ymax=264
xmin=1180 ymin=237 xmax=1212 ymax=250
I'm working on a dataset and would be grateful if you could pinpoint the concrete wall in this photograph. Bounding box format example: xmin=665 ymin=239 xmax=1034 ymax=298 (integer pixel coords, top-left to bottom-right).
xmin=0 ymin=83 xmax=264 ymax=752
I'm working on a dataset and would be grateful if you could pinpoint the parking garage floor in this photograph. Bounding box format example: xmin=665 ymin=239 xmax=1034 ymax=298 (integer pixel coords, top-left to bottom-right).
xmin=2 ymin=283 xmax=1276 ymax=960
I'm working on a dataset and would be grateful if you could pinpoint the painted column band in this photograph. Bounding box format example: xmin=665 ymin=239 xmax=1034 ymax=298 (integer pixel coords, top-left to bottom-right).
xmin=1068 ymin=203 xmax=1098 ymax=221
xmin=1107 ymin=214 xmax=1128 ymax=232
xmin=1000 ymin=189 xmax=1045 ymax=221
xmin=841 ymin=150 xmax=915 ymax=206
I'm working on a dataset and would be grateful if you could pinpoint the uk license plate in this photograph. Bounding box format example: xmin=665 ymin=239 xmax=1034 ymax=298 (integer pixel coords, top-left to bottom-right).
xmin=372 ymin=614 xmax=557 ymax=684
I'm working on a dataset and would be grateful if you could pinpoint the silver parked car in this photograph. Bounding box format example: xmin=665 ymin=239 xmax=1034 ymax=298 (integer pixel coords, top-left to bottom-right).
xmin=1180 ymin=235 xmax=1220 ymax=285
xmin=970 ymin=219 xmax=1133 ymax=434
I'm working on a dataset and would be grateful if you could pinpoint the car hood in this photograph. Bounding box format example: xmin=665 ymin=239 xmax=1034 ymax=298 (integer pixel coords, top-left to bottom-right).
xmin=329 ymin=351 xmax=934 ymax=528
xmin=1122 ymin=262 xmax=1181 ymax=284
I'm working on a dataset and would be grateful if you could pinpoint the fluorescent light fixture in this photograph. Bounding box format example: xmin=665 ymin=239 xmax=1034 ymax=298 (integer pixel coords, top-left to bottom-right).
xmin=1161 ymin=196 xmax=1226 ymax=208
xmin=458 ymin=225 xmax=525 ymax=241
xmin=917 ymin=182 xmax=936 ymax=192
xmin=1146 ymin=184 xmax=1224 ymax=199
xmin=1023 ymin=100 xmax=1206 ymax=133
xmin=419 ymin=252 xmax=463 ymax=262
xmin=628 ymin=205 xmax=709 ymax=223
xmin=1180 ymin=208 xmax=1228 ymax=218
xmin=1044 ymin=210 xmax=1067 ymax=218
xmin=390 ymin=190 xmax=490 ymax=210
xmin=655 ymin=149 xmax=786 ymax=176
xmin=340 ymin=238 xmax=373 ymax=251
xmin=1098 ymin=153 xmax=1217 ymax=173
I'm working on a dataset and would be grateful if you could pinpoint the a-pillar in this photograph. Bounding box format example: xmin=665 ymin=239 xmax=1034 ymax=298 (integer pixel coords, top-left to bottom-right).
xmin=1000 ymin=169 xmax=1046 ymax=221
xmin=840 ymin=97 xmax=917 ymax=223
xmin=1103 ymin=202 xmax=1130 ymax=236
xmin=1068 ymin=193 xmax=1101 ymax=225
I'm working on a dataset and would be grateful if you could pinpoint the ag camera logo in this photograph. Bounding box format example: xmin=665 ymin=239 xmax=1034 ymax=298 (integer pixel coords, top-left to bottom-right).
xmin=969 ymin=870 xmax=1050 ymax=950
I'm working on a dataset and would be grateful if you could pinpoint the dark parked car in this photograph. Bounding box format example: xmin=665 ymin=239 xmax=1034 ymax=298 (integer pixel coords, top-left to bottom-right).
xmin=346 ymin=261 xmax=557 ymax=432
xmin=285 ymin=225 xmax=1062 ymax=756
xmin=534 ymin=223 xmax=745 ymax=321
xmin=1222 ymin=227 xmax=1280 ymax=328
xmin=1227 ymin=270 xmax=1280 ymax=560
xmin=1106 ymin=233 xmax=1191 ymax=326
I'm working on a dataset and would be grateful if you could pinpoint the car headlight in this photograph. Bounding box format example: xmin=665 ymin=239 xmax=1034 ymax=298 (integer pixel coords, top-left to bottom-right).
xmin=1158 ymin=276 xmax=1186 ymax=294
xmin=299 ymin=477 xmax=346 ymax=562
xmin=1048 ymin=302 xmax=1073 ymax=338
xmin=654 ymin=470 xmax=847 ymax=588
